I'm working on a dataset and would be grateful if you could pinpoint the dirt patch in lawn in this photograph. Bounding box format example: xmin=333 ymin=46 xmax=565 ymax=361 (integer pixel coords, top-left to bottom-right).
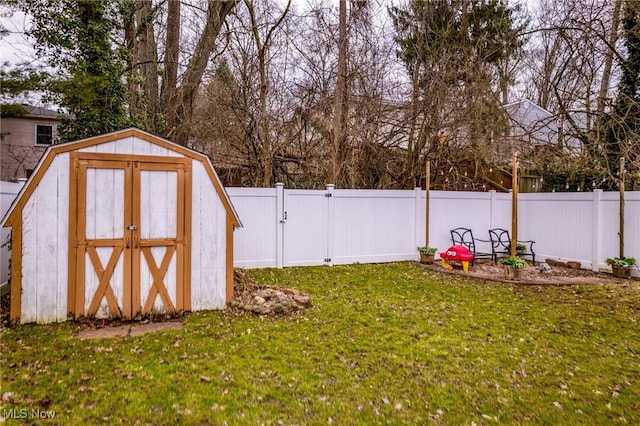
xmin=423 ymin=258 xmax=640 ymax=286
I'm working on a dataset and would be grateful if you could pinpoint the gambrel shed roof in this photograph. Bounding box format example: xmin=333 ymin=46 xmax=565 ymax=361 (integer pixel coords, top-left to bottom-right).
xmin=1 ymin=128 xmax=241 ymax=228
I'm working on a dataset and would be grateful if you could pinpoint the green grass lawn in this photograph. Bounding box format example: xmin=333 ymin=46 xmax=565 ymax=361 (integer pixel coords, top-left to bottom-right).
xmin=1 ymin=262 xmax=639 ymax=425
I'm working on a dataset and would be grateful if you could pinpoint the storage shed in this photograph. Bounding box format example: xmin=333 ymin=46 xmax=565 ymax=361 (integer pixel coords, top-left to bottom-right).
xmin=1 ymin=128 xmax=241 ymax=324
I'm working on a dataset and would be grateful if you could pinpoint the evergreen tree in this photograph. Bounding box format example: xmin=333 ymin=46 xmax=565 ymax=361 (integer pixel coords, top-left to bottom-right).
xmin=389 ymin=0 xmax=524 ymax=186
xmin=22 ymin=0 xmax=131 ymax=141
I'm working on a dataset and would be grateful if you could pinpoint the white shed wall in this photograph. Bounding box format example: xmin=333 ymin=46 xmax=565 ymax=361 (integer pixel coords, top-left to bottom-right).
xmin=191 ymin=160 xmax=227 ymax=310
xmin=21 ymin=153 xmax=69 ymax=323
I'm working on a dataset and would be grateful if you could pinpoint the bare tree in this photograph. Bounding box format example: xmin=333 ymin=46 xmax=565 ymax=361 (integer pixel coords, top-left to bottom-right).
xmin=123 ymin=0 xmax=236 ymax=145
xmin=244 ymin=0 xmax=291 ymax=186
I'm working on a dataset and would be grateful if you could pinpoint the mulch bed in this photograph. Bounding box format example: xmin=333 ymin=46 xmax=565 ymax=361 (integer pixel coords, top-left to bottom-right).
xmin=422 ymin=258 xmax=640 ymax=286
xmin=0 ymin=291 xmax=9 ymax=326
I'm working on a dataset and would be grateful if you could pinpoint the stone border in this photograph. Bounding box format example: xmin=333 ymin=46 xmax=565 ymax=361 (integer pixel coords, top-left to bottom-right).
xmin=418 ymin=262 xmax=637 ymax=286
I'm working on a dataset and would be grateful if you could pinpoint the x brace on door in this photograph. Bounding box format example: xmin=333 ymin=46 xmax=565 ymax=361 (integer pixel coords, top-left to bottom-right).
xmin=86 ymin=245 xmax=123 ymax=317
xmin=141 ymin=246 xmax=177 ymax=314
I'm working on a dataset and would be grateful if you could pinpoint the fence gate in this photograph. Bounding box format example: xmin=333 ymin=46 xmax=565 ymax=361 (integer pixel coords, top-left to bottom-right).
xmin=70 ymin=152 xmax=191 ymax=319
xmin=282 ymin=189 xmax=331 ymax=267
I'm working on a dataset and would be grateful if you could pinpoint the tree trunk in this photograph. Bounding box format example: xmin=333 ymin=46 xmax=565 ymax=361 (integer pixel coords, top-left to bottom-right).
xmin=166 ymin=0 xmax=236 ymax=146
xmin=245 ymin=0 xmax=291 ymax=187
xmin=137 ymin=0 xmax=160 ymax=131
xmin=331 ymin=0 xmax=348 ymax=185
xmin=162 ymin=0 xmax=181 ymax=139
xmin=124 ymin=2 xmax=140 ymax=121
xmin=596 ymin=0 xmax=622 ymax=125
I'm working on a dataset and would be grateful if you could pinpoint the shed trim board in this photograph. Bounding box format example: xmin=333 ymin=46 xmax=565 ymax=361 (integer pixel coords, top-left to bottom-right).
xmin=1 ymin=128 xmax=241 ymax=323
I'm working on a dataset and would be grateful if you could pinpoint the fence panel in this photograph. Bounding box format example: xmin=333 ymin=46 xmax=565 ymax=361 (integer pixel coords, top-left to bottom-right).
xmin=601 ymin=191 xmax=640 ymax=272
xmin=1 ymin=181 xmax=24 ymax=285
xmin=425 ymin=191 xmax=498 ymax=254
xmin=332 ymin=189 xmax=417 ymax=264
xmin=519 ymin=192 xmax=596 ymax=267
xmin=226 ymin=187 xmax=279 ymax=268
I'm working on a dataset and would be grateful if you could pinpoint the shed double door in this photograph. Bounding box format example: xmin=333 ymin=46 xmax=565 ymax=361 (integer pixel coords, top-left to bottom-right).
xmin=70 ymin=153 xmax=191 ymax=319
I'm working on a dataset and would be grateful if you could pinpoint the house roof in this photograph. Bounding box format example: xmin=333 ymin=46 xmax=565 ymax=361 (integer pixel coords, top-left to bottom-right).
xmin=1 ymin=127 xmax=242 ymax=228
xmin=504 ymin=99 xmax=559 ymax=145
xmin=25 ymin=105 xmax=60 ymax=119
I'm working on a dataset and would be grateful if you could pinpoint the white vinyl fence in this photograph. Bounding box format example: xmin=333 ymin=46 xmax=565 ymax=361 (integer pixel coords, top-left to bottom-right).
xmin=228 ymin=185 xmax=640 ymax=277
xmin=1 ymin=181 xmax=24 ymax=285
xmin=2 ymin=181 xmax=639 ymax=280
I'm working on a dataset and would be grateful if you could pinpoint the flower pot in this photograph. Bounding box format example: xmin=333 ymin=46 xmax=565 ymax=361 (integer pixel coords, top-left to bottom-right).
xmin=503 ymin=265 xmax=523 ymax=281
xmin=420 ymin=253 xmax=435 ymax=264
xmin=611 ymin=265 xmax=631 ymax=278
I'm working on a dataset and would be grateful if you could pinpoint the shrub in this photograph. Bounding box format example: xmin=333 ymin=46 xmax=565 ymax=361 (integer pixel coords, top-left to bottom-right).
xmin=606 ymin=257 xmax=636 ymax=267
xmin=417 ymin=246 xmax=437 ymax=255
xmin=500 ymin=256 xmax=527 ymax=268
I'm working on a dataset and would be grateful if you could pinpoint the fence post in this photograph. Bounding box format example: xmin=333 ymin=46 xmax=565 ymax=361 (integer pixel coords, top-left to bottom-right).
xmin=414 ymin=187 xmax=422 ymax=256
xmin=276 ymin=183 xmax=284 ymax=269
xmin=591 ymin=189 xmax=603 ymax=272
xmin=489 ymin=190 xmax=497 ymax=229
xmin=326 ymin=184 xmax=335 ymax=265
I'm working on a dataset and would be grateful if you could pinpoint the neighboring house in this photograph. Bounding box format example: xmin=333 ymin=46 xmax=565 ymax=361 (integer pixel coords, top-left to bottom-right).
xmin=503 ymin=99 xmax=582 ymax=152
xmin=1 ymin=105 xmax=61 ymax=182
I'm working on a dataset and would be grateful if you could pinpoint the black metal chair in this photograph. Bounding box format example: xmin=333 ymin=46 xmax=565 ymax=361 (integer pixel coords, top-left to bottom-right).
xmin=450 ymin=228 xmax=493 ymax=266
xmin=488 ymin=228 xmax=536 ymax=264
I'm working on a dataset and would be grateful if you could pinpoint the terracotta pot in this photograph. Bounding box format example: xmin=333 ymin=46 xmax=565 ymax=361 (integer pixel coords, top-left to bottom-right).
xmin=420 ymin=253 xmax=435 ymax=264
xmin=611 ymin=265 xmax=631 ymax=278
xmin=503 ymin=265 xmax=523 ymax=280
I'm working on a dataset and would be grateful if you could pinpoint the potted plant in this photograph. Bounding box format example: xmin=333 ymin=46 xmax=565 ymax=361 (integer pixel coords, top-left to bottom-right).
xmin=500 ymin=256 xmax=527 ymax=280
xmin=417 ymin=246 xmax=437 ymax=264
xmin=606 ymin=257 xmax=636 ymax=278
xmin=515 ymin=243 xmax=527 ymax=253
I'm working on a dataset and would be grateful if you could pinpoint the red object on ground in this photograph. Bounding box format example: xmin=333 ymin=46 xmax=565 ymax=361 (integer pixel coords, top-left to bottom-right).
xmin=440 ymin=245 xmax=474 ymax=262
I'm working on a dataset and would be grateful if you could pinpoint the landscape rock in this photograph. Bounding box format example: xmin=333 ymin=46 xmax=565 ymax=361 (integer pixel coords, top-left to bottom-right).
xmin=293 ymin=294 xmax=311 ymax=306
xmin=231 ymin=270 xmax=311 ymax=316
xmin=567 ymin=261 xmax=581 ymax=270
xmin=539 ymin=262 xmax=552 ymax=274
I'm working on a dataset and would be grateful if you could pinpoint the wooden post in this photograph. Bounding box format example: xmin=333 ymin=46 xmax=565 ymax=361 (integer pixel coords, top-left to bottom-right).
xmin=425 ymin=159 xmax=430 ymax=248
xmin=620 ymin=156 xmax=625 ymax=259
xmin=511 ymin=152 xmax=518 ymax=257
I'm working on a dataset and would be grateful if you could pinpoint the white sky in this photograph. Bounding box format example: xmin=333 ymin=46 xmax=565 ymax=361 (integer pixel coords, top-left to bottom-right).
xmin=0 ymin=9 xmax=35 ymax=67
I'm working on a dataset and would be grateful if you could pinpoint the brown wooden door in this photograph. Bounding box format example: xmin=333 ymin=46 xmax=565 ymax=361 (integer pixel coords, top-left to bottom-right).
xmin=70 ymin=153 xmax=191 ymax=319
